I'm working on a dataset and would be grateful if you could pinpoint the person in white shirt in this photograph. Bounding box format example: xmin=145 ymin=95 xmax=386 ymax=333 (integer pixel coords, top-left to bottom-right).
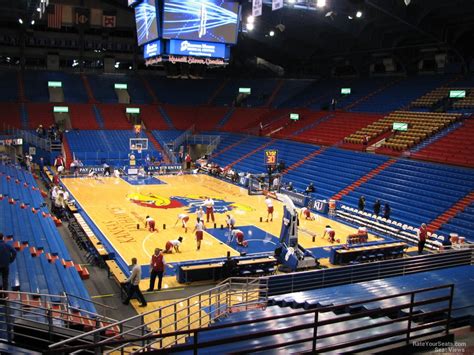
xmin=145 ymin=215 xmax=157 ymax=232
xmin=265 ymin=196 xmax=274 ymax=222
xmin=165 ymin=237 xmax=183 ymax=253
xmin=231 ymin=229 xmax=246 ymax=246
xmin=174 ymin=213 xmax=189 ymax=233
xmin=226 ymin=214 xmax=236 ymax=230
xmin=193 ymin=218 xmax=205 ymax=250
xmin=196 ymin=206 xmax=205 ymax=221
xmin=204 ymin=197 xmax=215 ymax=223
xmin=122 ymin=257 xmax=147 ymax=307
xmin=272 ymin=177 xmax=279 ymax=191
xmin=300 ymin=206 xmax=315 ymax=220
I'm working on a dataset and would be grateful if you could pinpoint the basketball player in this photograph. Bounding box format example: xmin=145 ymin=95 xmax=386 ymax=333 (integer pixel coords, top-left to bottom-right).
xmin=175 ymin=213 xmax=189 ymax=233
xmin=164 ymin=237 xmax=183 ymax=254
xmin=226 ymin=214 xmax=236 ymax=230
xmin=231 ymin=229 xmax=246 ymax=246
xmin=265 ymin=195 xmax=274 ymax=222
xmin=145 ymin=215 xmax=157 ymax=232
xmin=196 ymin=206 xmax=205 ymax=221
xmin=300 ymin=206 xmax=315 ymax=220
xmin=323 ymin=225 xmax=336 ymax=243
xmin=204 ymin=197 xmax=215 ymax=223
xmin=193 ymin=218 xmax=205 ymax=251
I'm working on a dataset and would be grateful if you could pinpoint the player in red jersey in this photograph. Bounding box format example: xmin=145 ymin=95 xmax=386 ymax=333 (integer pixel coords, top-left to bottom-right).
xmin=323 ymin=225 xmax=336 ymax=243
xmin=193 ymin=218 xmax=205 ymax=251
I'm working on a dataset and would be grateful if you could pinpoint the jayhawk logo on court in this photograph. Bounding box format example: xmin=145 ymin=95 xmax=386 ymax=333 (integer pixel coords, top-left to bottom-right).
xmin=126 ymin=193 xmax=254 ymax=212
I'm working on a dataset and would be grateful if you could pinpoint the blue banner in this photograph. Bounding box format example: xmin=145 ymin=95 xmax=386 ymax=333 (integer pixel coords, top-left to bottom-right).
xmin=144 ymin=39 xmax=162 ymax=59
xmin=280 ymin=189 xmax=309 ymax=208
xmin=310 ymin=199 xmax=329 ymax=214
xmin=168 ymin=39 xmax=228 ymax=59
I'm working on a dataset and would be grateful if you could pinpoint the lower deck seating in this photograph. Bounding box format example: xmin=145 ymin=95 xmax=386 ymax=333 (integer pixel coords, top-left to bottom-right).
xmin=0 ymin=164 xmax=96 ymax=315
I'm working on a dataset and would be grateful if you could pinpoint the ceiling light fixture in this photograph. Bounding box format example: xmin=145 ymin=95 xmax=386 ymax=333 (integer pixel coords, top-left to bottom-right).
xmin=246 ymin=22 xmax=254 ymax=31
xmin=269 ymin=30 xmax=275 ymax=36
xmin=316 ymin=0 xmax=326 ymax=8
xmin=356 ymin=11 xmax=362 ymax=18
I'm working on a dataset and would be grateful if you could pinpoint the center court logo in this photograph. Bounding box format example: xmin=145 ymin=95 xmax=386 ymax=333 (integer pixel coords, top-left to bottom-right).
xmin=126 ymin=193 xmax=254 ymax=212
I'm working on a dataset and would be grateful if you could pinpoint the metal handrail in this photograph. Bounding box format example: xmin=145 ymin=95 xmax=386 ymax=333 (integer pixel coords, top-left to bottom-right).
xmin=48 ymin=276 xmax=268 ymax=351
xmin=3 ymin=124 xmax=52 ymax=151
xmin=46 ymin=284 xmax=454 ymax=354
xmin=172 ymin=125 xmax=194 ymax=152
xmin=266 ymin=248 xmax=473 ymax=295
xmin=64 ymin=292 xmax=117 ymax=310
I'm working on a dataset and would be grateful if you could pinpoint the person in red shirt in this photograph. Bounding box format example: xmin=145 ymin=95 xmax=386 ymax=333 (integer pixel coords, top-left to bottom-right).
xmin=147 ymin=248 xmax=166 ymax=292
xmin=417 ymin=223 xmax=428 ymax=255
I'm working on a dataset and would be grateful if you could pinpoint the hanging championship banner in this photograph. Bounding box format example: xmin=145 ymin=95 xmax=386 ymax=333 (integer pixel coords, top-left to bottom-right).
xmin=272 ymin=0 xmax=283 ymax=11
xmin=252 ymin=0 xmax=262 ymax=17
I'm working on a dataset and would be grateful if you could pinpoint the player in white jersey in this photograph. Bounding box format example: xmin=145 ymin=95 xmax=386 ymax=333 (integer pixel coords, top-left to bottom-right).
xmin=175 ymin=213 xmax=190 ymax=233
xmin=193 ymin=218 xmax=205 ymax=250
xmin=265 ymin=196 xmax=274 ymax=222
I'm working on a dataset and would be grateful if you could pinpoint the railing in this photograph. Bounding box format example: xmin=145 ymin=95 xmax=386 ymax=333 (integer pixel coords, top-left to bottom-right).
xmin=266 ymin=248 xmax=473 ymax=296
xmin=0 ymin=290 xmax=117 ymax=347
xmin=152 ymin=131 xmax=177 ymax=164
xmin=171 ymin=125 xmax=194 ymax=153
xmin=48 ymin=284 xmax=454 ymax=354
xmin=3 ymin=124 xmax=51 ymax=151
xmin=48 ymin=277 xmax=268 ymax=354
xmin=187 ymin=134 xmax=221 ymax=156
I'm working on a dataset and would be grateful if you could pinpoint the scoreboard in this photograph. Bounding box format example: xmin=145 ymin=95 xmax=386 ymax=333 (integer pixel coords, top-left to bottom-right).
xmin=131 ymin=0 xmax=241 ymax=65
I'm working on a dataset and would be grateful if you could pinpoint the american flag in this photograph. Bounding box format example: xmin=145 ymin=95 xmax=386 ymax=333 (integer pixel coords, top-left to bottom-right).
xmin=48 ymin=4 xmax=62 ymax=29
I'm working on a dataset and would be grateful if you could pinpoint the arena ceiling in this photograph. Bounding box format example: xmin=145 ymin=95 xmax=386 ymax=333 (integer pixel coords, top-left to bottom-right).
xmin=1 ymin=0 xmax=473 ymax=70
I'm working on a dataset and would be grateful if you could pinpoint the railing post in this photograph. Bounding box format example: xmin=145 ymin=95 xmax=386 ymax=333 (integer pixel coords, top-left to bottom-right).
xmin=406 ymin=291 xmax=416 ymax=345
xmin=446 ymin=285 xmax=454 ymax=335
xmin=47 ymin=308 xmax=53 ymax=342
xmin=94 ymin=318 xmax=101 ymax=355
xmin=173 ymin=303 xmax=178 ymax=343
xmin=193 ymin=330 xmax=198 ymax=355
xmin=141 ymin=314 xmax=146 ymax=348
xmin=4 ymin=299 xmax=12 ymax=343
xmin=159 ymin=307 xmax=163 ymax=348
xmin=312 ymin=311 xmax=319 ymax=353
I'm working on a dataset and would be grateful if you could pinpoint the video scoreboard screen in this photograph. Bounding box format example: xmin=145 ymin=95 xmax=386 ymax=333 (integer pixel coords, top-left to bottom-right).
xmin=135 ymin=0 xmax=160 ymax=46
xmin=163 ymin=0 xmax=240 ymax=44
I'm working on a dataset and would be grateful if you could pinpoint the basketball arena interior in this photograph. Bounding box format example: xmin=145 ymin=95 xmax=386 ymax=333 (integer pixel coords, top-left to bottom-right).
xmin=0 ymin=0 xmax=473 ymax=353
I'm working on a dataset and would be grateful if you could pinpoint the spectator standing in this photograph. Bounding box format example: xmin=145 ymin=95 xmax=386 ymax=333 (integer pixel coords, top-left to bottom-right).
xmin=373 ymin=199 xmax=381 ymax=216
xmin=384 ymin=202 xmax=391 ymax=219
xmin=358 ymin=196 xmax=366 ymax=211
xmin=148 ymin=248 xmax=166 ymax=291
xmin=0 ymin=234 xmax=17 ymax=297
xmin=417 ymin=223 xmax=428 ymax=255
xmin=123 ymin=258 xmax=147 ymax=307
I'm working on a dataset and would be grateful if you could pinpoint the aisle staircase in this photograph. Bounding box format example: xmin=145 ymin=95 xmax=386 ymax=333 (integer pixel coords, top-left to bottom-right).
xmin=207 ymin=78 xmax=229 ymax=105
xmin=225 ymin=140 xmax=276 ymax=169
xmin=331 ymin=159 xmax=397 ymax=200
xmin=145 ymin=131 xmax=170 ymax=164
xmin=265 ymin=79 xmax=285 ymax=107
xmin=428 ymin=191 xmax=474 ymax=233
xmin=140 ymin=75 xmax=159 ymax=104
xmin=282 ymin=147 xmax=327 ymax=174
xmin=81 ymin=75 xmax=96 ymax=104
